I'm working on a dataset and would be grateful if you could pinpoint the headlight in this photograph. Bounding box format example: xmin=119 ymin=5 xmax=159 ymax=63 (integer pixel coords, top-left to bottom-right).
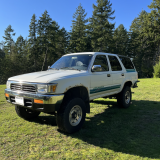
xmin=37 ymin=84 xmax=57 ymax=94
xmin=37 ymin=84 xmax=48 ymax=93
xmin=6 ymin=81 xmax=11 ymax=89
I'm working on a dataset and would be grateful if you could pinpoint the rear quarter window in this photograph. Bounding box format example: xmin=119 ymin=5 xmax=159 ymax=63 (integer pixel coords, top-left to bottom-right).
xmin=119 ymin=56 xmax=134 ymax=69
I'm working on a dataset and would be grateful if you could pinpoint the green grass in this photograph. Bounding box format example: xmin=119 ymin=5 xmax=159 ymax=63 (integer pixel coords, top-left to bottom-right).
xmin=1 ymin=79 xmax=160 ymax=159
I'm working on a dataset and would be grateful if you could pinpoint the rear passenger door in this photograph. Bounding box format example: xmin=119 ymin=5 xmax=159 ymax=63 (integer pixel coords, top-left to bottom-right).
xmin=108 ymin=55 xmax=124 ymax=92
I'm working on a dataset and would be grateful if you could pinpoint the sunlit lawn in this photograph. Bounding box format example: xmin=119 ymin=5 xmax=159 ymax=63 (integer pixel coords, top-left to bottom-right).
xmin=1 ymin=79 xmax=160 ymax=159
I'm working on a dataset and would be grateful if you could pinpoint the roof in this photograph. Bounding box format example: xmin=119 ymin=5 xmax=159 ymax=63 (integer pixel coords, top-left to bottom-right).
xmin=63 ymin=52 xmax=131 ymax=58
xmin=64 ymin=52 xmax=118 ymax=56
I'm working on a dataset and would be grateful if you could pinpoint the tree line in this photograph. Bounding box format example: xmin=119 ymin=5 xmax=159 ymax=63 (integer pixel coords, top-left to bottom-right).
xmin=0 ymin=0 xmax=160 ymax=84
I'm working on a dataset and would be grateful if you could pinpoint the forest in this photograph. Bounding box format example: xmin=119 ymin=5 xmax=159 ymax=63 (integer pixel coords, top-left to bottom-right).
xmin=0 ymin=0 xmax=160 ymax=84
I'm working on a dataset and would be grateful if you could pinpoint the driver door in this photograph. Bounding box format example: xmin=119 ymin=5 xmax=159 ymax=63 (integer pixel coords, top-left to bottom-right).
xmin=90 ymin=55 xmax=112 ymax=99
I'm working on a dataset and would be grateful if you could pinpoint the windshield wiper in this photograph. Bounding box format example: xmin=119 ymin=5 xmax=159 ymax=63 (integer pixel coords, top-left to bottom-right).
xmin=60 ymin=67 xmax=81 ymax=71
xmin=48 ymin=68 xmax=59 ymax=70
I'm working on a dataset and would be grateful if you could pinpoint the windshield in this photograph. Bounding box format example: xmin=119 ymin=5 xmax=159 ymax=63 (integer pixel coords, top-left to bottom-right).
xmin=50 ymin=54 xmax=93 ymax=71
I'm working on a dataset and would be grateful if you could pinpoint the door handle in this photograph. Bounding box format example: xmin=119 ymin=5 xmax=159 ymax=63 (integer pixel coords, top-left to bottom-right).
xmin=121 ymin=73 xmax=124 ymax=76
xmin=107 ymin=74 xmax=111 ymax=77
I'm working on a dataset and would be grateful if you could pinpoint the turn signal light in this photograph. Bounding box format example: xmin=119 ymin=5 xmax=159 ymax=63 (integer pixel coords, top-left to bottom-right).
xmin=5 ymin=93 xmax=9 ymax=97
xmin=34 ymin=99 xmax=43 ymax=104
xmin=52 ymin=85 xmax=57 ymax=92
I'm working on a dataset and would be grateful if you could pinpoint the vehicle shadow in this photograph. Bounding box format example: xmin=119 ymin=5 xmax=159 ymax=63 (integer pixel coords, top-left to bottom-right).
xmin=71 ymin=99 xmax=160 ymax=159
xmin=33 ymin=115 xmax=57 ymax=126
xmin=32 ymin=99 xmax=160 ymax=158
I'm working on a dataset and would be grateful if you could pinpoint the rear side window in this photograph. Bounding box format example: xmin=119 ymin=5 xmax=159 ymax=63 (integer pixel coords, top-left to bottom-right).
xmin=108 ymin=55 xmax=122 ymax=71
xmin=119 ymin=56 xmax=134 ymax=69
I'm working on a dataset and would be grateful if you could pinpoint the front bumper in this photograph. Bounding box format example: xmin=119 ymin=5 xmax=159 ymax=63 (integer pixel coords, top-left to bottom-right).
xmin=5 ymin=89 xmax=64 ymax=112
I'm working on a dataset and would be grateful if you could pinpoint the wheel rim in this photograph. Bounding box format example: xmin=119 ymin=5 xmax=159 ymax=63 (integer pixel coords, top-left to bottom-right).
xmin=125 ymin=91 xmax=130 ymax=104
xmin=69 ymin=105 xmax=82 ymax=126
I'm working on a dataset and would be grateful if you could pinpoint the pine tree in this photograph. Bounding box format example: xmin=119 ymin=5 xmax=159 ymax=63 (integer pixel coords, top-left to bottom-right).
xmin=0 ymin=42 xmax=5 ymax=84
xmin=0 ymin=42 xmax=5 ymax=58
xmin=90 ymin=0 xmax=115 ymax=52
xmin=147 ymin=0 xmax=160 ymax=63
xmin=16 ymin=35 xmax=25 ymax=54
xmin=112 ymin=24 xmax=129 ymax=56
xmin=130 ymin=10 xmax=154 ymax=77
xmin=69 ymin=4 xmax=89 ymax=52
xmin=37 ymin=10 xmax=53 ymax=70
xmin=57 ymin=27 xmax=69 ymax=57
xmin=3 ymin=25 xmax=15 ymax=55
xmin=28 ymin=14 xmax=38 ymax=70
xmin=47 ymin=20 xmax=61 ymax=65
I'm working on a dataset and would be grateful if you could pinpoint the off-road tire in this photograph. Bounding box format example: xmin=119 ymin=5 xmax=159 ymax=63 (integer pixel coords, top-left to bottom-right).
xmin=15 ymin=105 xmax=41 ymax=120
xmin=56 ymin=98 xmax=86 ymax=133
xmin=117 ymin=85 xmax=131 ymax=108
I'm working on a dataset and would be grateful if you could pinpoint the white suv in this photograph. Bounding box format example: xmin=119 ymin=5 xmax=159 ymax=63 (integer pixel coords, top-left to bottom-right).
xmin=5 ymin=52 xmax=138 ymax=133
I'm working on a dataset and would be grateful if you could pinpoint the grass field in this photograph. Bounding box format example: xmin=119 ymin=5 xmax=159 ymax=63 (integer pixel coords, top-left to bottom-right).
xmin=1 ymin=79 xmax=160 ymax=159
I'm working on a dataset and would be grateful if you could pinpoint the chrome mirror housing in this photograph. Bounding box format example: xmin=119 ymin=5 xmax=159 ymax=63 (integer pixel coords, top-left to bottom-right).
xmin=91 ymin=65 xmax=102 ymax=72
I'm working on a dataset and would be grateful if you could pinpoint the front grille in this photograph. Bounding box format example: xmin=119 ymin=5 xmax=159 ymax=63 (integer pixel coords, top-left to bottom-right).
xmin=11 ymin=84 xmax=21 ymax=90
xmin=11 ymin=83 xmax=36 ymax=93
xmin=22 ymin=85 xmax=36 ymax=93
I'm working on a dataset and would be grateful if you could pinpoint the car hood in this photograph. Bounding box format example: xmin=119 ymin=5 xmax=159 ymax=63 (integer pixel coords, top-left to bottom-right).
xmin=8 ymin=69 xmax=88 ymax=83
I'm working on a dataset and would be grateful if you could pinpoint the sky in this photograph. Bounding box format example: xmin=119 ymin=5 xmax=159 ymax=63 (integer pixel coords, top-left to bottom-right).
xmin=0 ymin=0 xmax=152 ymax=43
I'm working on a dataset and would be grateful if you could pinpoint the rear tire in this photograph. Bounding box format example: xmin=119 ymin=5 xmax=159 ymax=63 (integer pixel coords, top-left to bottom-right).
xmin=117 ymin=86 xmax=131 ymax=108
xmin=15 ymin=105 xmax=41 ymax=120
xmin=56 ymin=98 xmax=86 ymax=133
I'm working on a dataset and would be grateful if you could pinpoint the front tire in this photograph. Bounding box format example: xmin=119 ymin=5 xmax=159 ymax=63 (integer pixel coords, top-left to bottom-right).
xmin=117 ymin=85 xmax=131 ymax=108
xmin=15 ymin=105 xmax=41 ymax=120
xmin=56 ymin=98 xmax=86 ymax=133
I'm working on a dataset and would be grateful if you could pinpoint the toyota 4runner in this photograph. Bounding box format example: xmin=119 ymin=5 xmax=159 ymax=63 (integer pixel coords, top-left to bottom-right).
xmin=5 ymin=52 xmax=139 ymax=133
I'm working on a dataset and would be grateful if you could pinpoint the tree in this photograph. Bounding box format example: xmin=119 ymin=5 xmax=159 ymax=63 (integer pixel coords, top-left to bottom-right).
xmin=129 ymin=10 xmax=154 ymax=77
xmin=69 ymin=4 xmax=89 ymax=52
xmin=112 ymin=24 xmax=129 ymax=56
xmin=90 ymin=0 xmax=115 ymax=52
xmin=56 ymin=27 xmax=69 ymax=57
xmin=147 ymin=0 xmax=160 ymax=63
xmin=0 ymin=42 xmax=5 ymax=84
xmin=28 ymin=14 xmax=38 ymax=70
xmin=37 ymin=10 xmax=53 ymax=70
xmin=47 ymin=20 xmax=61 ymax=65
xmin=16 ymin=35 xmax=25 ymax=54
xmin=3 ymin=25 xmax=15 ymax=55
xmin=0 ymin=41 xmax=5 ymax=58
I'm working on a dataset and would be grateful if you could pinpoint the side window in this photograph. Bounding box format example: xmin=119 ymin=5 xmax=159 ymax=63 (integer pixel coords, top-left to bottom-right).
xmin=108 ymin=55 xmax=122 ymax=71
xmin=119 ymin=56 xmax=134 ymax=69
xmin=93 ymin=55 xmax=109 ymax=72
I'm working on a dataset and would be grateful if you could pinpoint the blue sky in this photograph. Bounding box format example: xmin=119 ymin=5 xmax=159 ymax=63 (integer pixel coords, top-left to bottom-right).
xmin=0 ymin=0 xmax=152 ymax=43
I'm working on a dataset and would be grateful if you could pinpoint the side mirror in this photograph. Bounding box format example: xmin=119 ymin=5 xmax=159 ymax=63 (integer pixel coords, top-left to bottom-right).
xmin=91 ymin=65 xmax=102 ymax=72
xmin=48 ymin=66 xmax=51 ymax=69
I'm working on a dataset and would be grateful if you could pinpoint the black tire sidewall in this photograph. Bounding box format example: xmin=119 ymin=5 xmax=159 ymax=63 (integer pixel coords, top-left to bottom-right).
xmin=15 ymin=105 xmax=40 ymax=120
xmin=62 ymin=98 xmax=86 ymax=133
xmin=117 ymin=86 xmax=131 ymax=108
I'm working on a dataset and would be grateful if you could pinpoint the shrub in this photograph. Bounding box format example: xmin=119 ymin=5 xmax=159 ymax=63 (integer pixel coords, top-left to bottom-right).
xmin=153 ymin=61 xmax=160 ymax=78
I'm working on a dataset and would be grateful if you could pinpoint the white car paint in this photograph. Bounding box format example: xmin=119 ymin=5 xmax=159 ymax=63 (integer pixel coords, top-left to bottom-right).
xmin=8 ymin=70 xmax=87 ymax=83
xmin=8 ymin=52 xmax=138 ymax=100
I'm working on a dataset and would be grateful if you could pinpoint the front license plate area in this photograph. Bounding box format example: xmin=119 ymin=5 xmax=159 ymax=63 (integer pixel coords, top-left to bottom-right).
xmin=15 ymin=96 xmax=24 ymax=106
